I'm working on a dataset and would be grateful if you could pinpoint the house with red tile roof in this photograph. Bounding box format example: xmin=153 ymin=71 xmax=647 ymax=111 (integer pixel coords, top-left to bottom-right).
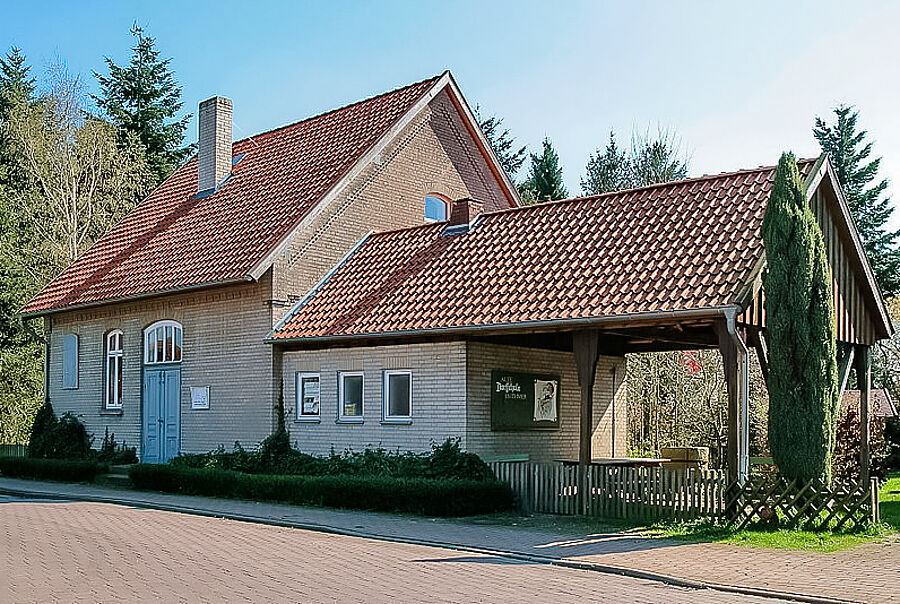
xmin=23 ymin=72 xmax=519 ymax=462
xmin=266 ymin=155 xmax=892 ymax=478
xmin=24 ymin=72 xmax=892 ymax=477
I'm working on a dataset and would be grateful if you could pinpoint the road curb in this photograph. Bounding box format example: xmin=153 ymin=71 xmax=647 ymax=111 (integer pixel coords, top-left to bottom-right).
xmin=0 ymin=483 xmax=854 ymax=604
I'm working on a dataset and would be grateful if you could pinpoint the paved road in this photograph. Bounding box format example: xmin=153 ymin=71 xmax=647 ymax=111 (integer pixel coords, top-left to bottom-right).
xmin=0 ymin=499 xmax=778 ymax=603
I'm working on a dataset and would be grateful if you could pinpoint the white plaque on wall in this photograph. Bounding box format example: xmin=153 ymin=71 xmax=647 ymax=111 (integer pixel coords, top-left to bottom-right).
xmin=191 ymin=386 xmax=210 ymax=410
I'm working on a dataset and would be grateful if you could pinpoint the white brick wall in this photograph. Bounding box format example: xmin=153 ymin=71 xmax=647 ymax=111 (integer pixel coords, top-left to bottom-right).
xmin=47 ymin=276 xmax=274 ymax=457
xmin=279 ymin=340 xmax=628 ymax=462
xmin=281 ymin=342 xmax=467 ymax=454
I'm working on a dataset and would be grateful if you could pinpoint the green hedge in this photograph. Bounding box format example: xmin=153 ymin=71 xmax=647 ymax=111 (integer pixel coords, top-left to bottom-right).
xmin=130 ymin=463 xmax=513 ymax=517
xmin=0 ymin=456 xmax=107 ymax=482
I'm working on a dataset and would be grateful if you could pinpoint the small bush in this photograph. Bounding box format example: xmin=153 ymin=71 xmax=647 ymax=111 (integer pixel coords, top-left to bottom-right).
xmin=0 ymin=456 xmax=107 ymax=482
xmin=97 ymin=428 xmax=138 ymax=465
xmin=130 ymin=464 xmax=513 ymax=517
xmin=28 ymin=407 xmax=94 ymax=460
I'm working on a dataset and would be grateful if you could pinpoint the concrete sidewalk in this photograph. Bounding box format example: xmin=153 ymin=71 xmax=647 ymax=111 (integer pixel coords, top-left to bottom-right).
xmin=1 ymin=477 xmax=897 ymax=603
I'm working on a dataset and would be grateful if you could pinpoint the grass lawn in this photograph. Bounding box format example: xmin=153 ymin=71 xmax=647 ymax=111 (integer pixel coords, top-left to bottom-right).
xmin=880 ymin=473 xmax=900 ymax=531
xmin=461 ymin=475 xmax=900 ymax=553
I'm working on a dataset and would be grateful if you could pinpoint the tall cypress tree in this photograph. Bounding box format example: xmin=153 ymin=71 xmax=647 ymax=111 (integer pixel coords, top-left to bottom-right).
xmin=762 ymin=153 xmax=839 ymax=483
xmin=521 ymin=138 xmax=567 ymax=203
xmin=94 ymin=25 xmax=191 ymax=182
xmin=814 ymin=105 xmax=900 ymax=296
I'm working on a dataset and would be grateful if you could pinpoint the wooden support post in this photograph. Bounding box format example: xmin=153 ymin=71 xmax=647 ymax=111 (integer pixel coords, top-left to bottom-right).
xmin=854 ymin=345 xmax=871 ymax=482
xmin=573 ymin=330 xmax=600 ymax=466
xmin=715 ymin=319 xmax=745 ymax=483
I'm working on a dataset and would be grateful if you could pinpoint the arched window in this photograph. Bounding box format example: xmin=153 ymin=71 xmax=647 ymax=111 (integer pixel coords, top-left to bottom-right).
xmin=144 ymin=320 xmax=183 ymax=364
xmin=105 ymin=330 xmax=123 ymax=409
xmin=424 ymin=194 xmax=449 ymax=222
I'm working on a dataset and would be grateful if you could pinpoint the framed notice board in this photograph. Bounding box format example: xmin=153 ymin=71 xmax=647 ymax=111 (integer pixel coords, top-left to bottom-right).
xmin=490 ymin=370 xmax=560 ymax=431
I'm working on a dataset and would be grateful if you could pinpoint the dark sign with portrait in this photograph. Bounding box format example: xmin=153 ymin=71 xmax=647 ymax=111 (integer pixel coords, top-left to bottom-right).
xmin=490 ymin=370 xmax=560 ymax=431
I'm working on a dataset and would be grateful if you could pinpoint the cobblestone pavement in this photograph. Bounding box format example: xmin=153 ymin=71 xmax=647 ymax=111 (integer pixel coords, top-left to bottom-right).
xmin=0 ymin=499 xmax=779 ymax=604
xmin=2 ymin=479 xmax=898 ymax=603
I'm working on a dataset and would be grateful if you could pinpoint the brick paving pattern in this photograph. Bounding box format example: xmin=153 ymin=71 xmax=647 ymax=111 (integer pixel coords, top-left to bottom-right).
xmin=2 ymin=479 xmax=898 ymax=602
xmin=0 ymin=499 xmax=773 ymax=604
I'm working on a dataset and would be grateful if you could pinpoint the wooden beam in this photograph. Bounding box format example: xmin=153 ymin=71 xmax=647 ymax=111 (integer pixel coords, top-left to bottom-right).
xmin=837 ymin=343 xmax=855 ymax=396
xmin=854 ymin=345 xmax=871 ymax=482
xmin=747 ymin=329 xmax=769 ymax=387
xmin=573 ymin=330 xmax=600 ymax=465
xmin=714 ymin=320 xmax=740 ymax=482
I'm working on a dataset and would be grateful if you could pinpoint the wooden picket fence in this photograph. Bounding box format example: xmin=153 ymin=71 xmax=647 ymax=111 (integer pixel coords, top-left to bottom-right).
xmin=0 ymin=444 xmax=26 ymax=458
xmin=726 ymin=475 xmax=879 ymax=532
xmin=488 ymin=461 xmax=727 ymax=521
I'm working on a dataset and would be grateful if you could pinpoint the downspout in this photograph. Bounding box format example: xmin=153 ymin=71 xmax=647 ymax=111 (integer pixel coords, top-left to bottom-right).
xmin=724 ymin=308 xmax=750 ymax=482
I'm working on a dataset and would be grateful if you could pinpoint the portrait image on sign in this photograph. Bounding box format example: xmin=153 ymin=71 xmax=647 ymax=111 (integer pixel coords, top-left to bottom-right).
xmin=533 ymin=379 xmax=558 ymax=422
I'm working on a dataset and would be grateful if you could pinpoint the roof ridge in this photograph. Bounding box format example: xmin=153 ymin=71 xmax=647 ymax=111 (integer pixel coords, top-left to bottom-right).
xmin=232 ymin=71 xmax=446 ymax=146
xmin=476 ymin=157 xmax=820 ymax=220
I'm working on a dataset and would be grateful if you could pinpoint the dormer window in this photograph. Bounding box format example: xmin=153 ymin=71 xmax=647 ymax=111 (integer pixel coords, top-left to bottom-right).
xmin=424 ymin=194 xmax=449 ymax=222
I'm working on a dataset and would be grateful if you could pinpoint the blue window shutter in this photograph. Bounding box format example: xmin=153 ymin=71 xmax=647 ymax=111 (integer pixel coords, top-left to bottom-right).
xmin=63 ymin=334 xmax=78 ymax=389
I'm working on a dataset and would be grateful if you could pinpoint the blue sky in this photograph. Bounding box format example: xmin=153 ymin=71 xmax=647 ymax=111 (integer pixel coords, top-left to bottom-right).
xmin=4 ymin=1 xmax=900 ymax=227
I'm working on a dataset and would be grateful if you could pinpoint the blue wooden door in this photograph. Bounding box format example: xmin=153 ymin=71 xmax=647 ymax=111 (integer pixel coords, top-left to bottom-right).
xmin=142 ymin=368 xmax=180 ymax=463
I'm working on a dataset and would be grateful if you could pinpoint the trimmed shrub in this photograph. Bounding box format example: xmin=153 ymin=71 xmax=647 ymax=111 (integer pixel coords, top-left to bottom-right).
xmin=172 ymin=437 xmax=494 ymax=482
xmin=0 ymin=456 xmax=107 ymax=482
xmin=130 ymin=464 xmax=513 ymax=517
xmin=27 ymin=405 xmax=94 ymax=460
xmin=27 ymin=402 xmax=58 ymax=458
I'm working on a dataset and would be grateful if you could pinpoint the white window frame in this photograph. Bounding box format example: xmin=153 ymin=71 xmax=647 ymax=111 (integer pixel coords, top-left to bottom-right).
xmin=144 ymin=320 xmax=183 ymax=365
xmin=104 ymin=330 xmax=124 ymax=409
xmin=382 ymin=370 xmax=412 ymax=423
xmin=337 ymin=371 xmax=364 ymax=423
xmin=296 ymin=372 xmax=321 ymax=421
xmin=424 ymin=194 xmax=449 ymax=223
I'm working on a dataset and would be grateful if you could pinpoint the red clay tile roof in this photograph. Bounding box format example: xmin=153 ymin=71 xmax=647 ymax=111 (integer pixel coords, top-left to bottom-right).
xmin=22 ymin=74 xmax=444 ymax=315
xmin=271 ymin=160 xmax=817 ymax=341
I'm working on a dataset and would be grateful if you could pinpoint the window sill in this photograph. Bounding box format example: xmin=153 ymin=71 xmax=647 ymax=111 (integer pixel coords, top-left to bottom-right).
xmin=295 ymin=417 xmax=321 ymax=424
xmin=100 ymin=408 xmax=123 ymax=416
xmin=380 ymin=418 xmax=413 ymax=425
xmin=336 ymin=418 xmax=364 ymax=425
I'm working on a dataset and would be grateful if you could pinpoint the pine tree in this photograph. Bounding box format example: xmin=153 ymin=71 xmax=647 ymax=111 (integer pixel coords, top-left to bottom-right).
xmin=0 ymin=46 xmax=35 ymax=123
xmin=581 ymin=128 xmax=688 ymax=195
xmin=475 ymin=107 xmax=527 ymax=182
xmin=814 ymin=105 xmax=900 ymax=296
xmin=762 ymin=153 xmax=839 ymax=483
xmin=581 ymin=131 xmax=630 ymax=194
xmin=521 ymin=138 xmax=567 ymax=203
xmin=94 ymin=25 xmax=191 ymax=182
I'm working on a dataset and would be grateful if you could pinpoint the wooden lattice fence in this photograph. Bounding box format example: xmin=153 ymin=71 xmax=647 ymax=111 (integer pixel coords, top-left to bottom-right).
xmin=489 ymin=462 xmax=727 ymax=521
xmin=725 ymin=476 xmax=879 ymax=532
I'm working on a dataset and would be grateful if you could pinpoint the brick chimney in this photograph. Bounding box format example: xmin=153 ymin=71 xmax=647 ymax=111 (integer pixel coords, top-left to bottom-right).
xmin=448 ymin=197 xmax=484 ymax=226
xmin=197 ymin=96 xmax=233 ymax=193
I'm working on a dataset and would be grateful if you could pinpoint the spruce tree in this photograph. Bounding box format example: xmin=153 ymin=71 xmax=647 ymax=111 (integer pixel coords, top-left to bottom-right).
xmin=94 ymin=25 xmax=191 ymax=182
xmin=475 ymin=107 xmax=527 ymax=182
xmin=521 ymin=138 xmax=567 ymax=203
xmin=762 ymin=153 xmax=839 ymax=483
xmin=814 ymin=105 xmax=900 ymax=296
xmin=581 ymin=131 xmax=630 ymax=194
xmin=0 ymin=46 xmax=35 ymax=123
xmin=581 ymin=128 xmax=688 ymax=195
